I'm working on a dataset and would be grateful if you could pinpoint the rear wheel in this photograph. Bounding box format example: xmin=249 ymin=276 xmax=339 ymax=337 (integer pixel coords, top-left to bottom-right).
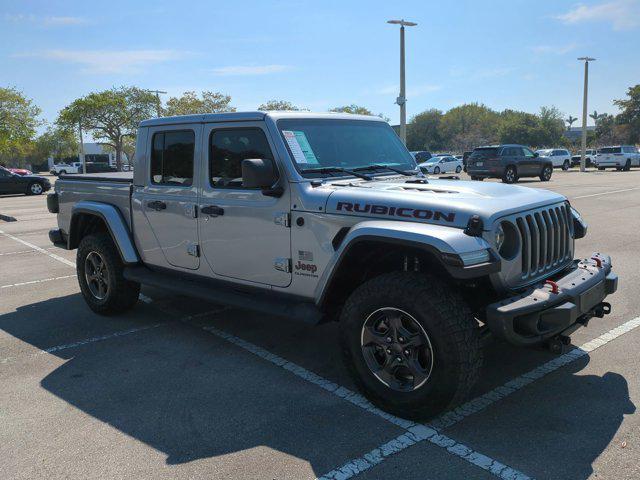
xmin=623 ymin=159 xmax=631 ymax=171
xmin=340 ymin=272 xmax=482 ymax=420
xmin=539 ymin=165 xmax=553 ymax=182
xmin=77 ymin=233 xmax=140 ymax=315
xmin=59 ymin=170 xmax=67 ymax=176
xmin=562 ymin=160 xmax=570 ymax=171
xmin=502 ymin=165 xmax=517 ymax=183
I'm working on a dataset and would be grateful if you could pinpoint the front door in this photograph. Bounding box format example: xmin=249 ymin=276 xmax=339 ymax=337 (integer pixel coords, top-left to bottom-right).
xmin=520 ymin=147 xmax=538 ymax=175
xmin=133 ymin=125 xmax=200 ymax=270
xmin=198 ymin=123 xmax=292 ymax=287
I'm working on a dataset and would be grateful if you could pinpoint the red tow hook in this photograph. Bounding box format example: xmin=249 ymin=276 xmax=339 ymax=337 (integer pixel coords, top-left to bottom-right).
xmin=545 ymin=280 xmax=560 ymax=294
xmin=591 ymin=257 xmax=603 ymax=268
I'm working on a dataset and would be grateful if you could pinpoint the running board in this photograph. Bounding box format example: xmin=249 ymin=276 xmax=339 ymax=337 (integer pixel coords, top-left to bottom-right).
xmin=123 ymin=266 xmax=322 ymax=324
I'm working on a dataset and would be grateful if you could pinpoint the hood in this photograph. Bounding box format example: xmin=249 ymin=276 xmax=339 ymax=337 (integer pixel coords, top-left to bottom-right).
xmin=22 ymin=174 xmax=50 ymax=182
xmin=323 ymin=176 xmax=566 ymax=229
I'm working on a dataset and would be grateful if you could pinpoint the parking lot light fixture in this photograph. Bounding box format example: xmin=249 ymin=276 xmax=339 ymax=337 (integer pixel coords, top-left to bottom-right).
xmin=578 ymin=57 xmax=596 ymax=173
xmin=387 ymin=19 xmax=417 ymax=145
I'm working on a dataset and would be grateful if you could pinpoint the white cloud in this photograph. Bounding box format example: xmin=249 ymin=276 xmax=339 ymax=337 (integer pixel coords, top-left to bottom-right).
xmin=211 ymin=64 xmax=292 ymax=76
xmin=531 ymin=43 xmax=578 ymax=55
xmin=18 ymin=49 xmax=185 ymax=74
xmin=555 ymin=0 xmax=640 ymax=30
xmin=4 ymin=13 xmax=87 ymax=26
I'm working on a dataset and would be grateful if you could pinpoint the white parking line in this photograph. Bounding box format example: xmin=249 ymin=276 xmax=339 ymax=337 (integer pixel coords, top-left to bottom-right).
xmin=0 ymin=229 xmax=75 ymax=267
xmin=572 ymin=187 xmax=640 ymax=199
xmin=203 ymin=325 xmax=530 ymax=480
xmin=0 ymin=323 xmax=166 ymax=364
xmin=0 ymin=247 xmax=55 ymax=256
xmin=0 ymin=274 xmax=76 ymax=289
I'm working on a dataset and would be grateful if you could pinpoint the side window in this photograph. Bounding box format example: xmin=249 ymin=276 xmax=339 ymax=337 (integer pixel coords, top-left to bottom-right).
xmin=150 ymin=130 xmax=195 ymax=186
xmin=0 ymin=169 xmax=10 ymax=177
xmin=210 ymin=128 xmax=276 ymax=188
xmin=522 ymin=148 xmax=535 ymax=157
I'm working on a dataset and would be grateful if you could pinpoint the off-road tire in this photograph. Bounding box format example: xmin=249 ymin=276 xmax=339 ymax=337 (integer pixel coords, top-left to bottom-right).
xmin=340 ymin=272 xmax=482 ymax=420
xmin=502 ymin=165 xmax=517 ymax=183
xmin=539 ymin=165 xmax=553 ymax=182
xmin=26 ymin=182 xmax=44 ymax=195
xmin=77 ymin=233 xmax=140 ymax=315
xmin=562 ymin=160 xmax=570 ymax=171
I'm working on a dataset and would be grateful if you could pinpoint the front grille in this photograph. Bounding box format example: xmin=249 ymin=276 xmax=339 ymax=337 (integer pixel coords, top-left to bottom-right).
xmin=513 ymin=204 xmax=573 ymax=281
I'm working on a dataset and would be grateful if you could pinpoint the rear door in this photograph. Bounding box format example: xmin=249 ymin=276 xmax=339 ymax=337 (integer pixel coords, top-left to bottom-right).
xmin=133 ymin=125 xmax=201 ymax=270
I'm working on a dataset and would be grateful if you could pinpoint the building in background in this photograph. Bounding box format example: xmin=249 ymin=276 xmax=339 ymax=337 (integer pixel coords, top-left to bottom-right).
xmin=47 ymin=143 xmax=129 ymax=170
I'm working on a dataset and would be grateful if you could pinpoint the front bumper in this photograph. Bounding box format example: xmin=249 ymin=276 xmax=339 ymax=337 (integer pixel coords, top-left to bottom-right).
xmin=486 ymin=252 xmax=617 ymax=346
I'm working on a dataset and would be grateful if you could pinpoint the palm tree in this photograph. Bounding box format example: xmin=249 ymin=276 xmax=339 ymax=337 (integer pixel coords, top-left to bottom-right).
xmin=565 ymin=115 xmax=577 ymax=130
xmin=589 ymin=110 xmax=600 ymax=125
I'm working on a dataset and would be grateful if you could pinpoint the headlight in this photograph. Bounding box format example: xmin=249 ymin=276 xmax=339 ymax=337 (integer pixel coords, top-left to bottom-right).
xmin=495 ymin=224 xmax=505 ymax=251
xmin=571 ymin=207 xmax=588 ymax=239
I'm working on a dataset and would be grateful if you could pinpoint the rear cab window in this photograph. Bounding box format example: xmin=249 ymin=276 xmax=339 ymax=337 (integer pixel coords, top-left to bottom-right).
xmin=150 ymin=130 xmax=195 ymax=186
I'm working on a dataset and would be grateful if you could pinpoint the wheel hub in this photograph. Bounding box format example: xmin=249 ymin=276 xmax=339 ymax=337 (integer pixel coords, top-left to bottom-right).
xmin=360 ymin=307 xmax=434 ymax=392
xmin=84 ymin=251 xmax=110 ymax=300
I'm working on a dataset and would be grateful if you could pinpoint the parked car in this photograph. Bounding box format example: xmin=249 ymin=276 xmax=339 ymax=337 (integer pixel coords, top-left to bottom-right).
xmin=535 ymin=148 xmax=572 ymax=170
xmin=7 ymin=167 xmax=33 ymax=175
xmin=0 ymin=166 xmax=51 ymax=195
xmin=594 ymin=146 xmax=640 ymax=171
xmin=51 ymin=162 xmax=83 ymax=175
xmin=418 ymin=155 xmax=463 ymax=174
xmin=571 ymin=149 xmax=598 ymax=167
xmin=410 ymin=151 xmax=432 ymax=163
xmin=466 ymin=144 xmax=553 ymax=183
xmin=47 ymin=111 xmax=616 ymax=420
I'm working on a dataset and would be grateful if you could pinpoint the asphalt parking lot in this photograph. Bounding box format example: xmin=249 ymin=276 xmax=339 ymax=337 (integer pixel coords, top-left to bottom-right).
xmin=1 ymin=170 xmax=639 ymax=480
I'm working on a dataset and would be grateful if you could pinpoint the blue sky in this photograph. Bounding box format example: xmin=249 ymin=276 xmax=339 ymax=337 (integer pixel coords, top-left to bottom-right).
xmin=2 ymin=0 xmax=639 ymax=129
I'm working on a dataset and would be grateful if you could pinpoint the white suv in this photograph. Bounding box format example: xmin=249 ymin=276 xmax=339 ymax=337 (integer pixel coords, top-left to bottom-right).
xmin=595 ymin=146 xmax=640 ymax=171
xmin=535 ymin=149 xmax=572 ymax=170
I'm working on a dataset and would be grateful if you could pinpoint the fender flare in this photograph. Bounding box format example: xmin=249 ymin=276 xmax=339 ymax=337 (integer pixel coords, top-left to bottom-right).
xmin=69 ymin=201 xmax=140 ymax=264
xmin=314 ymin=220 xmax=498 ymax=305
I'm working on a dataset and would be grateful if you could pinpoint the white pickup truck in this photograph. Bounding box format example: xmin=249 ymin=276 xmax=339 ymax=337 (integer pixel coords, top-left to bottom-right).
xmin=594 ymin=146 xmax=640 ymax=171
xmin=50 ymin=162 xmax=83 ymax=176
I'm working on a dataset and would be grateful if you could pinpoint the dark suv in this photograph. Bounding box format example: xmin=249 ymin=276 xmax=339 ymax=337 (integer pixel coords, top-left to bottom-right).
xmin=466 ymin=144 xmax=553 ymax=183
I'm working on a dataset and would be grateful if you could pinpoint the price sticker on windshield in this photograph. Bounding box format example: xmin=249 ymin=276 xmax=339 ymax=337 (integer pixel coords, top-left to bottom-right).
xmin=282 ymin=130 xmax=319 ymax=165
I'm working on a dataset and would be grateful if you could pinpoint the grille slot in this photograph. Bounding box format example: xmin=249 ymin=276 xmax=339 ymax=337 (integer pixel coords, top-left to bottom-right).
xmin=512 ymin=204 xmax=572 ymax=282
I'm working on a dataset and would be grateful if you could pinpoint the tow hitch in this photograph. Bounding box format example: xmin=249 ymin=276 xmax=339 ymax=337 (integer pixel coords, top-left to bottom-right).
xmin=546 ymin=301 xmax=612 ymax=354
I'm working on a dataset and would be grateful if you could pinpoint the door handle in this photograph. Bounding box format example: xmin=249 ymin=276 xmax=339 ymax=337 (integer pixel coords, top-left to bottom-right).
xmin=147 ymin=200 xmax=166 ymax=211
xmin=201 ymin=205 xmax=224 ymax=217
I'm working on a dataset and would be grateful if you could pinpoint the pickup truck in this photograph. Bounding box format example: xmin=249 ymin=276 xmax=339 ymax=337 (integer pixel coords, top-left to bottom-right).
xmin=51 ymin=162 xmax=83 ymax=175
xmin=47 ymin=112 xmax=617 ymax=419
xmin=594 ymin=145 xmax=640 ymax=171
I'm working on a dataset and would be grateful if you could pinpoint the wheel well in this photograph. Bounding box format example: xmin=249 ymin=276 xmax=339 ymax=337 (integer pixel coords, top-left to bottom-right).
xmin=320 ymin=241 xmax=450 ymax=317
xmin=69 ymin=213 xmax=109 ymax=249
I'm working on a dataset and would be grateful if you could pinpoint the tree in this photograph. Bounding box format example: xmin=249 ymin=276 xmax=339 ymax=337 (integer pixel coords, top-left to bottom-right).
xmin=439 ymin=103 xmax=500 ymax=151
xmin=330 ymin=104 xmax=372 ymax=115
xmin=406 ymin=109 xmax=443 ymax=151
xmin=589 ymin=110 xmax=601 ymax=125
xmin=0 ymin=87 xmax=41 ymax=165
xmin=565 ymin=115 xmax=577 ymax=130
xmin=538 ymin=106 xmax=566 ymax=146
xmin=164 ymin=90 xmax=235 ymax=116
xmin=58 ymin=86 xmax=157 ymax=171
xmin=34 ymin=125 xmax=78 ymax=162
xmin=258 ymin=100 xmax=303 ymax=111
xmin=614 ymin=84 xmax=640 ymax=143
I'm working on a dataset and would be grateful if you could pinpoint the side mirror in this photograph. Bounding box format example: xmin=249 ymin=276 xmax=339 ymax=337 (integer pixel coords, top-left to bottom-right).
xmin=242 ymin=158 xmax=281 ymax=196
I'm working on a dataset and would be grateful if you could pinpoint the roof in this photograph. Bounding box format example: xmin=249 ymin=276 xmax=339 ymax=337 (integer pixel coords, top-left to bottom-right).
xmin=139 ymin=111 xmax=387 ymax=127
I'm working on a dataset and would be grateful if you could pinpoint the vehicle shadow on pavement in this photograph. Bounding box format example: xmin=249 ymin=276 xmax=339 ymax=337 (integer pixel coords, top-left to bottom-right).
xmin=1 ymin=294 xmax=635 ymax=477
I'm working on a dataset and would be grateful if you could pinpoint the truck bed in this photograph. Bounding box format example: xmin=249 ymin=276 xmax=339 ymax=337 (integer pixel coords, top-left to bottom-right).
xmin=61 ymin=172 xmax=133 ymax=183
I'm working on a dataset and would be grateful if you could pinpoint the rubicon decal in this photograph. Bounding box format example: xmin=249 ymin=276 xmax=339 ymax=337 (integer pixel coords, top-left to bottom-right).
xmin=336 ymin=202 xmax=456 ymax=222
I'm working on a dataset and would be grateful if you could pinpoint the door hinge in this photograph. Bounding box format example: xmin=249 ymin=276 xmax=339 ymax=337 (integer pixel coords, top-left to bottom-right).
xmin=187 ymin=243 xmax=200 ymax=257
xmin=274 ymin=212 xmax=291 ymax=227
xmin=274 ymin=257 xmax=291 ymax=273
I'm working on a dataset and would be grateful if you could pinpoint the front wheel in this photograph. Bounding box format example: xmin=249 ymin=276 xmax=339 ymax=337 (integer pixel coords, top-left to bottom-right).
xmin=623 ymin=159 xmax=631 ymax=171
xmin=26 ymin=182 xmax=44 ymax=195
xmin=455 ymin=165 xmax=462 ymax=173
xmin=540 ymin=165 xmax=553 ymax=182
xmin=562 ymin=160 xmax=570 ymax=171
xmin=340 ymin=272 xmax=482 ymax=420
xmin=470 ymin=176 xmax=484 ymax=181
xmin=433 ymin=166 xmax=440 ymax=174
xmin=77 ymin=233 xmax=140 ymax=315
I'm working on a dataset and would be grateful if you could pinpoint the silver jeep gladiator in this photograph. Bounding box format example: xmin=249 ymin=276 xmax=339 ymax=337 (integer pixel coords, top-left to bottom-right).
xmin=48 ymin=112 xmax=617 ymax=419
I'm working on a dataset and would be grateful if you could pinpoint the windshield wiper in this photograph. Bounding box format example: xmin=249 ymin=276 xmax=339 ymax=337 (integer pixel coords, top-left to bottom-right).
xmin=354 ymin=164 xmax=417 ymax=177
xmin=301 ymin=166 xmax=373 ymax=181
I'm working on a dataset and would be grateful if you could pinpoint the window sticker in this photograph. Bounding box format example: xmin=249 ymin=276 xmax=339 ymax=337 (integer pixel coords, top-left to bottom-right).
xmin=282 ymin=130 xmax=319 ymax=165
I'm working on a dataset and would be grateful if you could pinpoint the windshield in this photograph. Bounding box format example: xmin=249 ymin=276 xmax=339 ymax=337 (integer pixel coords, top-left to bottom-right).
xmin=277 ymin=119 xmax=416 ymax=177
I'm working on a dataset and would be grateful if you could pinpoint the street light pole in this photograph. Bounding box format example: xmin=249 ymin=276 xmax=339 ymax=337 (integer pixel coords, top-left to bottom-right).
xmin=78 ymin=121 xmax=86 ymax=174
xmin=387 ymin=19 xmax=417 ymax=145
xmin=144 ymin=89 xmax=167 ymax=117
xmin=578 ymin=57 xmax=595 ymax=172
